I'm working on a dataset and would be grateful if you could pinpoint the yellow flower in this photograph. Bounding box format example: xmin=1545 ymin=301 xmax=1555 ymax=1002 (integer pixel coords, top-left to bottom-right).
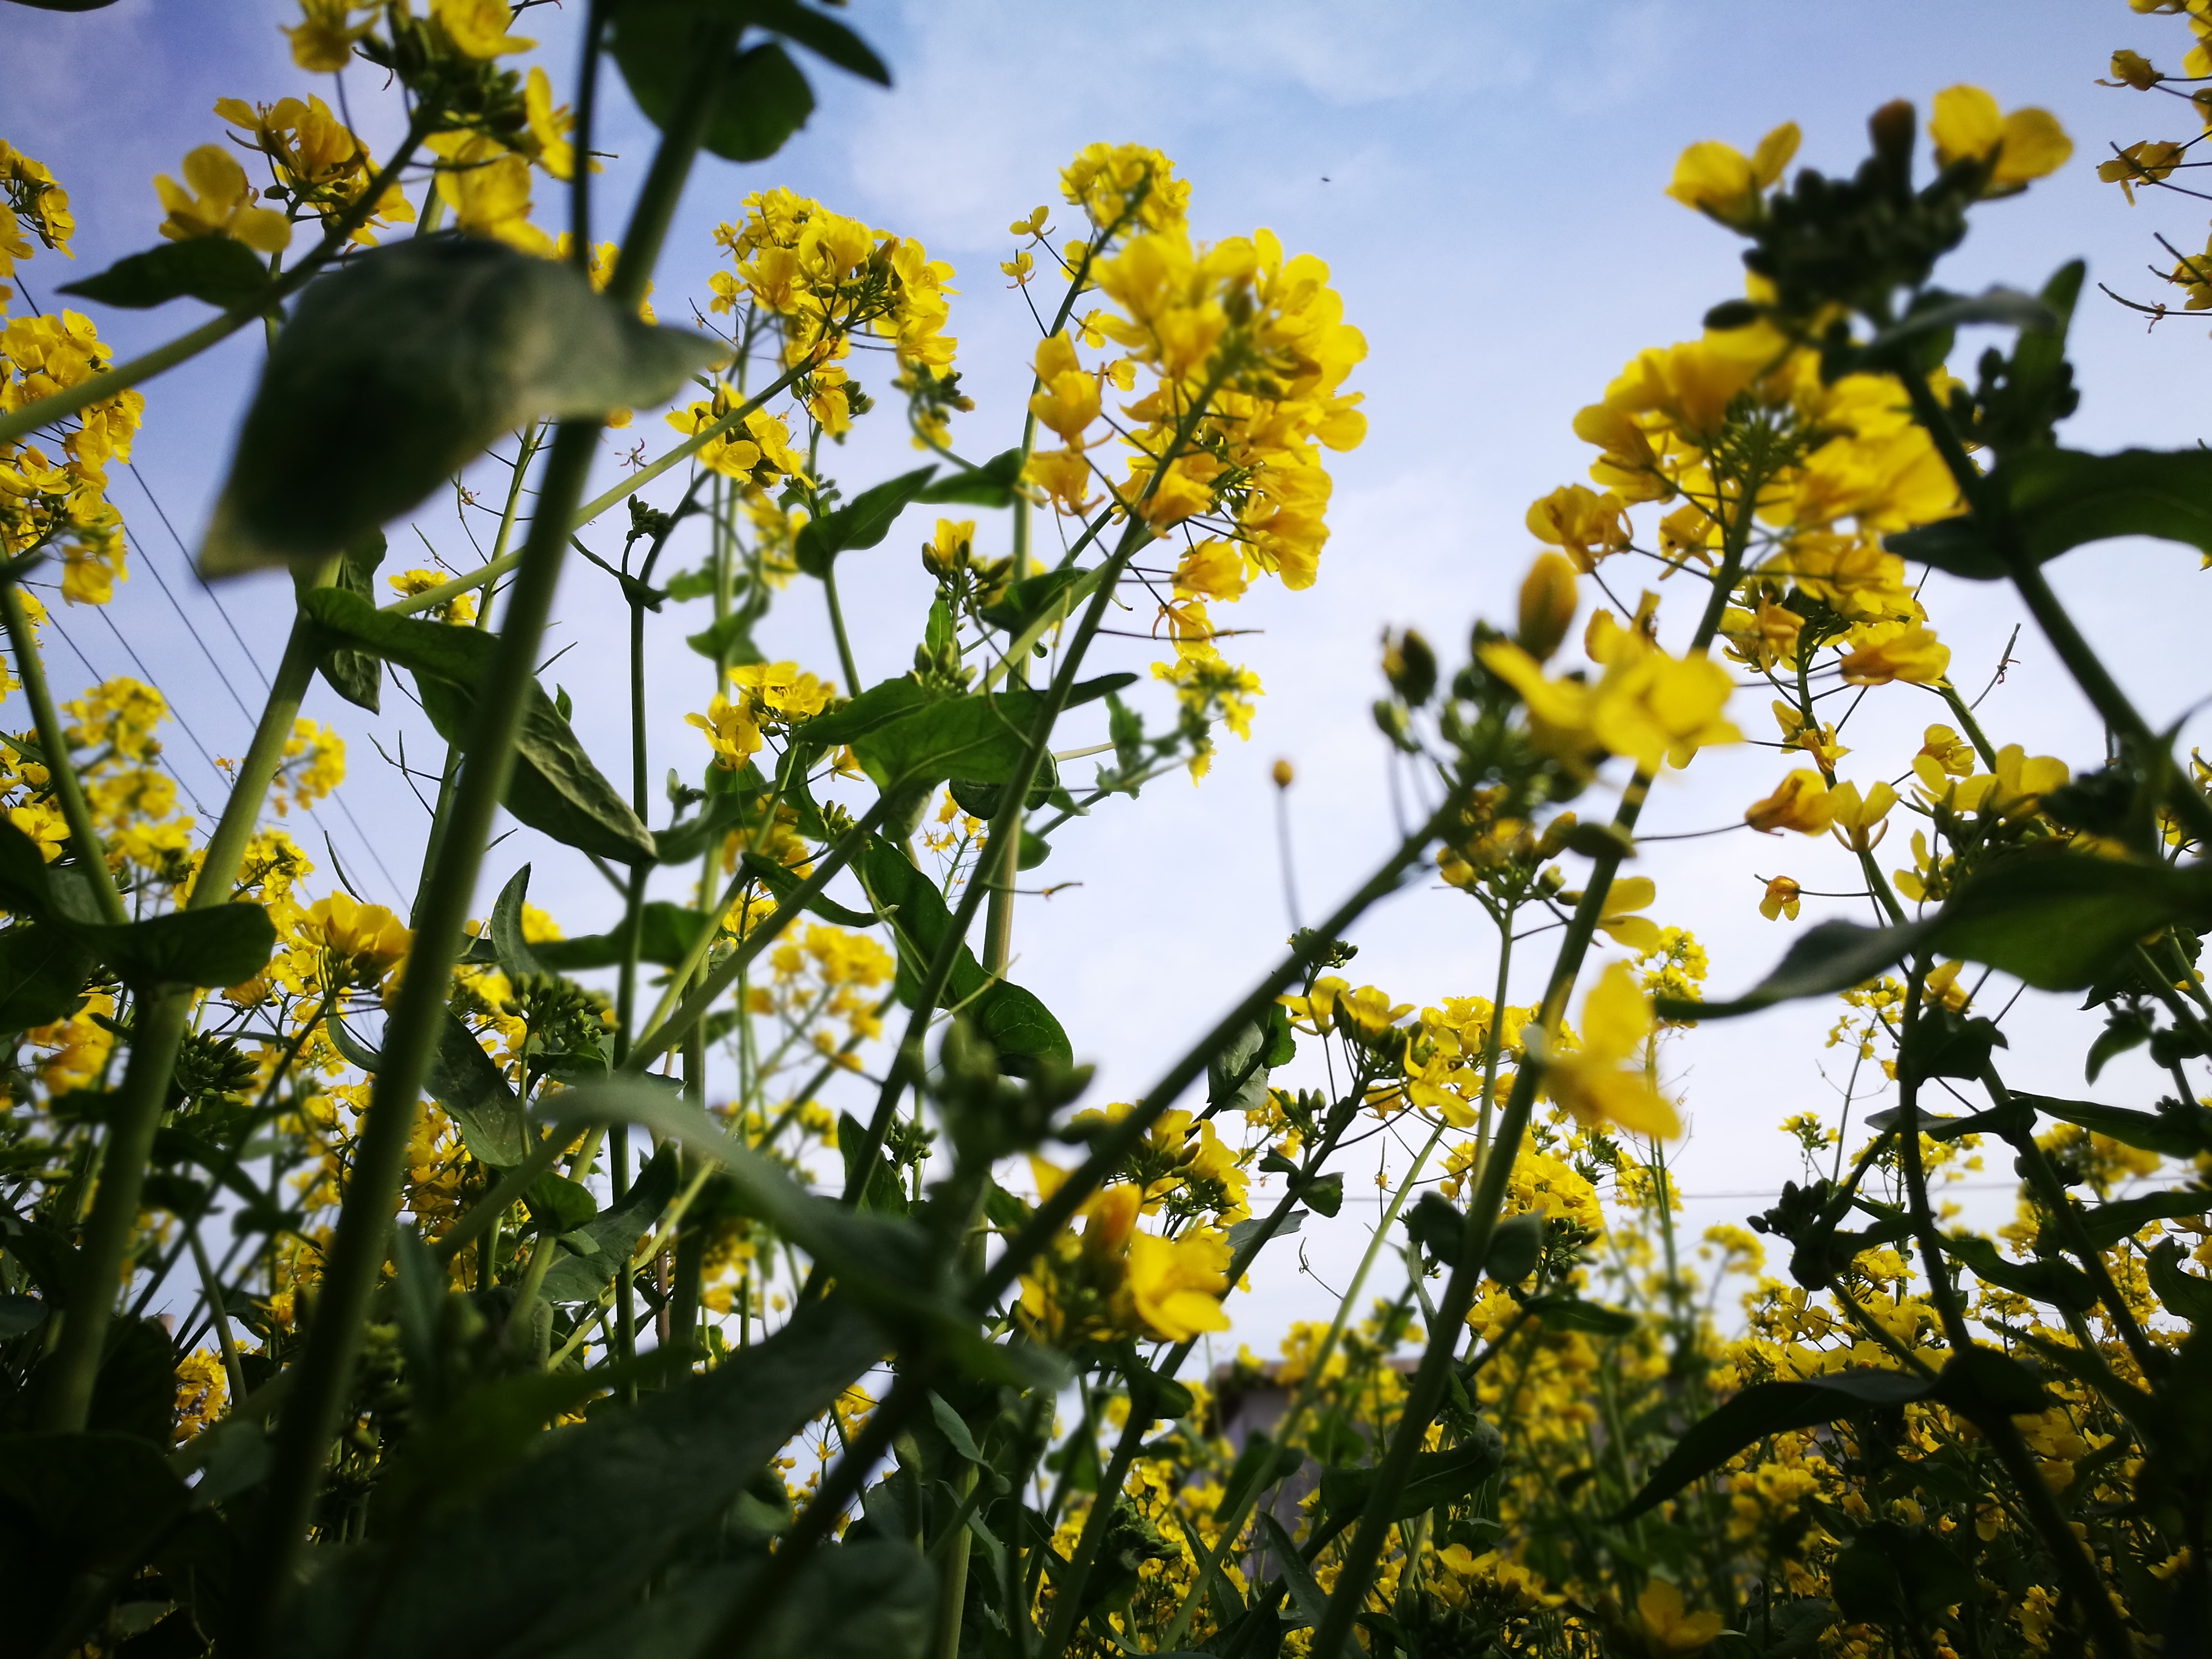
xmin=1826 ymin=780 xmax=1898 ymax=851
xmin=1595 ymin=875 xmax=1662 ymax=953
xmin=686 ymin=691 xmax=764 ymax=770
xmin=1928 ymin=86 xmax=2073 ymax=196
xmin=425 ymin=132 xmax=549 ymax=255
xmin=1525 ymin=483 xmax=1629 ymax=570
xmin=524 ymin=67 xmax=578 ymax=182
xmin=1479 ymin=633 xmax=1738 ymax=778
xmin=1837 ymin=621 xmax=1949 ymax=686
xmin=1029 ymin=346 xmax=1100 ymax=444
xmin=1759 ymin=875 xmax=1802 ymax=921
xmin=154 ymin=146 xmax=292 ymax=255
xmin=2104 ymin=49 xmax=2162 ymax=90
xmin=1124 ymin=1226 xmax=1230 ymax=1342
xmin=7 ymin=798 xmax=68 ymax=862
xmin=1636 ymin=1580 xmax=1725 ymax=1655
xmin=300 ymin=892 xmax=409 ymax=982
xmin=1665 ymin=122 xmax=1801 ymax=226
xmin=1539 ymin=962 xmax=1680 ymax=1139
xmin=1336 ymin=984 xmax=1414 ymax=1042
xmin=1717 ymin=600 xmax=1803 ymax=672
xmin=285 ymin=0 xmax=377 ymax=73
xmin=432 ymin=0 xmax=535 ymax=59
xmin=1745 ymin=769 xmax=1832 ymax=836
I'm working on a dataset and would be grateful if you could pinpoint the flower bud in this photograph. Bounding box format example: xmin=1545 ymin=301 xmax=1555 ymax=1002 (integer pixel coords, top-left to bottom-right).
xmin=1381 ymin=628 xmax=1437 ymax=706
xmin=1271 ymin=759 xmax=1295 ymax=789
xmin=1516 ymin=553 xmax=1580 ymax=662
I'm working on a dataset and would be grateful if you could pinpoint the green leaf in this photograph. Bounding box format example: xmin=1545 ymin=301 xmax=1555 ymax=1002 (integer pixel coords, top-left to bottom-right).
xmin=313 ymin=531 xmax=386 ymax=714
xmin=1524 ymin=1294 xmax=1639 ymax=1336
xmin=1657 ymin=918 xmax=1928 ymax=1021
xmin=1932 ymin=1346 xmax=2051 ymax=1419
xmin=1483 ymin=1214 xmax=1543 ymax=1284
xmin=532 ymin=901 xmax=711 ymax=971
xmin=978 ymin=566 xmax=1085 ymax=638
xmin=1256 ymin=1511 xmax=1330 ymax=1629
xmin=850 ymin=675 xmax=1137 ymax=792
xmin=751 ymin=0 xmax=892 ymax=85
xmin=278 ymin=1298 xmax=889 ymax=1659
xmin=1617 ymin=1370 xmax=1931 ymax=1520
xmin=685 ymin=611 xmax=763 ymax=665
xmin=0 ymin=925 xmax=91 ymax=1030
xmin=204 ymin=237 xmax=725 ymax=571
xmin=426 ymin=1012 xmax=527 ymax=1168
xmin=1937 ymin=1232 xmax=2097 ymax=1312
xmin=83 ymin=903 xmax=274 ymax=989
xmin=838 ymin=1109 xmax=908 ymax=1216
xmin=56 ymin=236 xmax=274 ymax=311
xmin=2147 ymin=1237 xmax=2212 ymax=1322
xmin=797 ymin=676 xmax=939 ymax=750
xmin=2014 ymin=1093 xmax=2212 ymax=1159
xmin=2070 ymin=1185 xmax=2212 ymax=1248
xmin=917 ymin=447 xmax=1026 ymax=508
xmin=857 ymin=837 xmax=1071 ymax=1073
xmin=794 ymin=466 xmax=938 ymax=576
xmin=1314 ymin=1422 xmax=1504 ymax=1535
xmin=1925 ymin=850 xmax=2212 ymax=990
xmin=304 ymin=589 xmax=657 ymax=863
xmin=610 ymin=6 xmax=826 ymax=164
xmin=0 ymin=1432 xmax=190 ymax=1653
xmin=539 ymin=1145 xmax=680 ymax=1304
xmin=487 ymin=865 xmax=544 ymax=979
xmin=741 ymin=851 xmax=876 ymax=928
xmin=1890 ymin=447 xmax=2212 ymax=579
xmin=1829 ymin=1521 xmax=1973 ymax=1625
xmin=522 ymin=1172 xmax=596 ymax=1236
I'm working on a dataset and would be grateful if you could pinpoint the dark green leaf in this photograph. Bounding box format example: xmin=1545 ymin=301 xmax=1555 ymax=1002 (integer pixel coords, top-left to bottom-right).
xmin=1866 ymin=287 xmax=2054 ymax=355
xmin=857 ymin=837 xmax=1071 ymax=1073
xmin=928 ymin=1391 xmax=981 ymax=1462
xmin=1404 ymin=1191 xmax=1462 ymax=1263
xmin=1938 ymin=1233 xmax=2096 ymax=1311
xmin=539 ymin=1146 xmax=680 ymax=1304
xmin=276 ymin=1298 xmax=888 ymax=1659
xmin=426 ymin=1012 xmax=526 ymax=1168
xmin=313 ymin=531 xmax=386 ymax=713
xmin=304 ymin=589 xmax=657 ymax=863
xmin=797 ymin=676 xmax=938 ymax=750
xmin=1830 ymin=1522 xmax=1973 ymax=1624
xmin=0 ymin=1432 xmax=188 ymax=1653
xmin=2014 ymin=1093 xmax=2212 ymax=1159
xmin=522 ymin=1172 xmax=596 ymax=1236
xmin=917 ymin=447 xmax=1026 ymax=508
xmin=1932 ymin=1346 xmax=2051 ymax=1418
xmin=0 ymin=925 xmax=91 ymax=1030
xmin=1225 ymin=1209 xmax=1301 ymax=1256
xmin=1207 ymin=1017 xmax=1274 ymax=1113
xmin=1524 ymin=1294 xmax=1639 ymax=1336
xmin=56 ymin=236 xmax=274 ymax=311
xmin=325 ymin=1013 xmax=382 ymax=1071
xmin=653 ymin=784 xmax=756 ymax=867
xmin=0 ymin=1294 xmax=46 ymax=1338
xmin=685 ymin=611 xmax=762 ymax=664
xmin=741 ymin=851 xmax=876 ymax=928
xmin=1616 ymin=1370 xmax=1930 ymax=1520
xmin=1256 ymin=1512 xmax=1328 ymax=1629
xmin=794 ymin=467 xmax=938 ymax=576
xmin=838 ymin=1109 xmax=908 ymax=1216
xmin=2071 ymin=1185 xmax=2212 ymax=1248
xmin=1299 ymin=1171 xmax=1343 ymax=1218
xmin=753 ymin=0 xmax=892 ymax=85
xmin=1926 ymin=850 xmax=2212 ymax=991
xmin=84 ymin=903 xmax=274 ymax=989
xmin=487 ymin=866 xmax=544 ymax=979
xmin=1483 ymin=1213 xmax=1542 ymax=1284
xmin=850 ymin=674 xmax=1137 ymax=792
xmin=1891 ymin=447 xmax=2212 ymax=579
xmin=205 ymin=237 xmax=724 ymax=571
xmin=2147 ymin=1237 xmax=2212 ymax=1322
xmin=611 ymin=6 xmax=823 ymax=164
xmin=1657 ymin=918 xmax=1927 ymax=1021
xmin=1314 ymin=1422 xmax=1503 ymax=1535
xmin=532 ymin=901 xmax=711 ymax=971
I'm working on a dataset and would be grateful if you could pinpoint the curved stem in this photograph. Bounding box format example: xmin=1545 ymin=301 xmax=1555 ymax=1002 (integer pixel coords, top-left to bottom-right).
xmin=0 ymin=580 xmax=126 ymax=925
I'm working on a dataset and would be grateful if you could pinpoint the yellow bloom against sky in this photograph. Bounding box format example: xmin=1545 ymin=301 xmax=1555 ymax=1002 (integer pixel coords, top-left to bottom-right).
xmin=5 ymin=0 xmax=2206 ymax=1353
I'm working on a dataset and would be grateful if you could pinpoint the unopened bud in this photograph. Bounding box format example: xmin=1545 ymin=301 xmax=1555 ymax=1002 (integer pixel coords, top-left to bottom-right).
xmin=1271 ymin=759 xmax=1296 ymax=789
xmin=1517 ymin=553 xmax=1580 ymax=662
xmin=1381 ymin=628 xmax=1437 ymax=706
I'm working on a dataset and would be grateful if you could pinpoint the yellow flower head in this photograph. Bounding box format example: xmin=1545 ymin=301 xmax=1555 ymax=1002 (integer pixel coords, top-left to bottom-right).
xmin=1928 ymin=86 xmax=2072 ymax=196
xmin=1759 ymin=875 xmax=1802 ymax=921
xmin=432 ymin=0 xmax=535 ymax=59
xmin=1539 ymin=962 xmax=1680 ymax=1140
xmin=1745 ymin=769 xmax=1832 ymax=836
xmin=1635 ymin=1580 xmax=1725 ymax=1656
xmin=300 ymin=891 xmax=409 ymax=983
xmin=1666 ymin=122 xmax=1800 ymax=227
xmin=154 ymin=146 xmax=292 ymax=256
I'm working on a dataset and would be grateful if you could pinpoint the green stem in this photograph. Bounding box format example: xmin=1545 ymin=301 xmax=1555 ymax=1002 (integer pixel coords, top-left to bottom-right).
xmin=822 ymin=564 xmax=862 ymax=702
xmin=188 ymin=1221 xmax=248 ymax=1406
xmin=0 ymin=580 xmax=126 ymax=925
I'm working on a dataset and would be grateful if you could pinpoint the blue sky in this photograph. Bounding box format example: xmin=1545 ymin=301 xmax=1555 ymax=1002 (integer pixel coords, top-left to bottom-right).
xmin=7 ymin=1 xmax=2206 ymax=1338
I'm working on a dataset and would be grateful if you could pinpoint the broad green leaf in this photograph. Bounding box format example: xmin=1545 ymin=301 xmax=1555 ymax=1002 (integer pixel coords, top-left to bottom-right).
xmin=610 ymin=8 xmax=823 ymax=164
xmin=1927 ymin=850 xmax=2212 ymax=990
xmin=81 ymin=902 xmax=275 ymax=989
xmin=0 ymin=1432 xmax=190 ymax=1653
xmin=1314 ymin=1421 xmax=1504 ymax=1535
xmin=426 ymin=1011 xmax=527 ymax=1168
xmin=1830 ymin=1521 xmax=1973 ymax=1625
xmin=652 ymin=784 xmax=756 ymax=867
xmin=312 ymin=531 xmax=386 ymax=714
xmin=1657 ymin=918 xmax=1927 ymax=1021
xmin=532 ymin=901 xmax=711 ymax=971
xmin=794 ymin=466 xmax=938 ymax=576
xmin=0 ymin=925 xmax=91 ymax=1030
xmin=857 ymin=837 xmax=1072 ymax=1073
xmin=850 ymin=674 xmax=1137 ymax=791
xmin=1225 ymin=1208 xmax=1301 ymax=1256
xmin=1889 ymin=447 xmax=2212 ymax=579
xmin=751 ymin=0 xmax=892 ymax=85
xmin=56 ymin=236 xmax=273 ymax=310
xmin=917 ymin=447 xmax=1026 ymax=508
xmin=205 ymin=237 xmax=724 ymax=571
xmin=838 ymin=1109 xmax=908 ymax=1216
xmin=2069 ymin=1184 xmax=2212 ymax=1248
xmin=1483 ymin=1213 xmax=1542 ymax=1284
xmin=979 ymin=566 xmax=1085 ymax=636
xmin=1616 ymin=1370 xmax=1930 ymax=1520
xmin=1524 ymin=1294 xmax=1639 ymax=1335
xmin=487 ymin=865 xmax=544 ymax=979
xmin=304 ymin=589 xmax=657 ymax=864
xmin=684 ymin=611 xmax=762 ymax=665
xmin=522 ymin=1172 xmax=596 ymax=1235
xmin=2015 ymin=1093 xmax=2212 ymax=1160
xmin=1206 ymin=1016 xmax=1276 ymax=1114
xmin=539 ymin=1146 xmax=680 ymax=1303
xmin=1257 ymin=1511 xmax=1330 ymax=1629
xmin=797 ymin=676 xmax=939 ymax=750
xmin=1938 ymin=1231 xmax=2095 ymax=1312
xmin=275 ymin=1297 xmax=888 ymax=1659
xmin=2147 ymin=1238 xmax=2212 ymax=1322
xmin=742 ymin=850 xmax=876 ymax=927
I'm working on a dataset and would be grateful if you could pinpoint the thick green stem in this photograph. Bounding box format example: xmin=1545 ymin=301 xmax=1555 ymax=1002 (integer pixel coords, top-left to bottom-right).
xmin=0 ymin=581 xmax=127 ymax=925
